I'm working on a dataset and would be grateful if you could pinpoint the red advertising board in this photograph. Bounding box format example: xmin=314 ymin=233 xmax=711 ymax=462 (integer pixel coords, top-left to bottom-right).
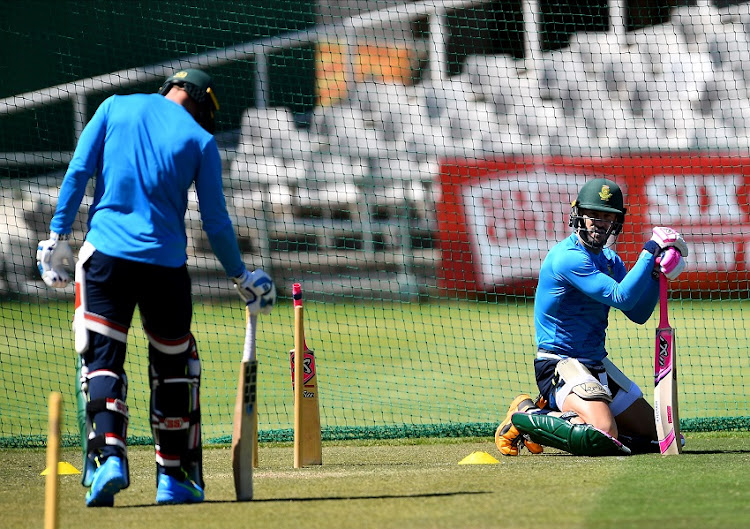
xmin=436 ymin=154 xmax=750 ymax=296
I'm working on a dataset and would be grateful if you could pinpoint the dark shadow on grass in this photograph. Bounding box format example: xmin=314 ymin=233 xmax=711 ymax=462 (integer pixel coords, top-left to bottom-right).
xmin=117 ymin=490 xmax=491 ymax=508
xmin=234 ymin=490 xmax=491 ymax=503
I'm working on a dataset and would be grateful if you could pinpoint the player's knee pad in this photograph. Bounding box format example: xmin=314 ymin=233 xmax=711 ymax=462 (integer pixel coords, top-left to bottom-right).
xmin=512 ymin=412 xmax=631 ymax=456
xmin=149 ymin=334 xmax=203 ymax=486
xmin=553 ymin=358 xmax=613 ymax=406
xmin=601 ymin=358 xmax=643 ymax=416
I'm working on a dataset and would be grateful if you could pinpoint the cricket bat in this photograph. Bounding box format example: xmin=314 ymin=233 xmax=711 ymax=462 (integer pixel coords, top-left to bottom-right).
xmin=231 ymin=307 xmax=259 ymax=500
xmin=290 ymin=282 xmax=322 ymax=468
xmin=654 ymin=273 xmax=681 ymax=455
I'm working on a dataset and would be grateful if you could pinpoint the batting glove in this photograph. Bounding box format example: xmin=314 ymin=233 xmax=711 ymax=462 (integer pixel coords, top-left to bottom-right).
xmin=649 ymin=226 xmax=689 ymax=257
xmin=657 ymin=247 xmax=687 ymax=281
xmin=36 ymin=232 xmax=75 ymax=288
xmin=232 ymin=268 xmax=276 ymax=315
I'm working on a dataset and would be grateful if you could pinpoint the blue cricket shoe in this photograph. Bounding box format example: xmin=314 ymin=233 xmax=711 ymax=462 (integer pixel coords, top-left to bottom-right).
xmin=155 ymin=471 xmax=205 ymax=505
xmin=85 ymin=456 xmax=128 ymax=507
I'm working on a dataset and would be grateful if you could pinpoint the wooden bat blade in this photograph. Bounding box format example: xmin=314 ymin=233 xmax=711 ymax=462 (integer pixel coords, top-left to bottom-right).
xmin=232 ymin=358 xmax=257 ymax=499
xmin=655 ymin=325 xmax=681 ymax=455
xmin=654 ymin=273 xmax=681 ymax=455
xmin=290 ymin=346 xmax=322 ymax=467
xmin=232 ymin=310 xmax=258 ymax=500
xmin=292 ymin=283 xmax=322 ymax=468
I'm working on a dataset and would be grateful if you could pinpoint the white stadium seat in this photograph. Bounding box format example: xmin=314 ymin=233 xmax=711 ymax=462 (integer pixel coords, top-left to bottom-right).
xmin=464 ymin=53 xmax=519 ymax=105
xmin=570 ymin=31 xmax=621 ymax=81
xmin=703 ymin=64 xmax=750 ymax=135
xmin=237 ymin=106 xmax=313 ymax=161
xmin=311 ymin=103 xmax=385 ymax=160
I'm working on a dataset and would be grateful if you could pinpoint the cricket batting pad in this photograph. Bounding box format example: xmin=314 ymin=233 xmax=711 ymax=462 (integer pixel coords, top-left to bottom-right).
xmin=512 ymin=412 xmax=631 ymax=456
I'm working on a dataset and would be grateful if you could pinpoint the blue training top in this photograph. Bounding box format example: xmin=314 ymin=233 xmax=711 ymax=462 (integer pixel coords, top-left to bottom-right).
xmin=50 ymin=93 xmax=244 ymax=277
xmin=534 ymin=233 xmax=659 ymax=363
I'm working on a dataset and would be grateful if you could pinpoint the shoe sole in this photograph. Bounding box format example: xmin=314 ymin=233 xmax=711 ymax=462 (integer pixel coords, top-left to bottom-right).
xmin=156 ymin=491 xmax=204 ymax=505
xmin=156 ymin=497 xmax=204 ymax=505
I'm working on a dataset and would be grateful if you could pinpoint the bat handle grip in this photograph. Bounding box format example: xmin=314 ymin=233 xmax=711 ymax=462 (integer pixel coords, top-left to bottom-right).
xmin=659 ymin=273 xmax=669 ymax=327
xmin=244 ymin=310 xmax=258 ymax=362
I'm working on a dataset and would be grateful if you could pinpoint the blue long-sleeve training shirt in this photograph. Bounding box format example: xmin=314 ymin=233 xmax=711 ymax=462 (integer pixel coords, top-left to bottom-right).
xmin=50 ymin=93 xmax=244 ymax=277
xmin=534 ymin=233 xmax=659 ymax=363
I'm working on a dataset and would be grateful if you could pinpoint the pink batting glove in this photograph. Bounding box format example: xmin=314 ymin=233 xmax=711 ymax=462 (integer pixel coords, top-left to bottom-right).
xmin=651 ymin=227 xmax=689 ymax=257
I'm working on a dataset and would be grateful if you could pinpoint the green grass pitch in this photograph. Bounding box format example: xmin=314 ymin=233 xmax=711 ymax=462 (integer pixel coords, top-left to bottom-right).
xmin=1 ymin=297 xmax=749 ymax=527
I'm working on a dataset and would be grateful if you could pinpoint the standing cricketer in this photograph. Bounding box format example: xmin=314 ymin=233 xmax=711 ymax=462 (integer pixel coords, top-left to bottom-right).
xmin=36 ymin=69 xmax=276 ymax=506
xmin=495 ymin=178 xmax=688 ymax=456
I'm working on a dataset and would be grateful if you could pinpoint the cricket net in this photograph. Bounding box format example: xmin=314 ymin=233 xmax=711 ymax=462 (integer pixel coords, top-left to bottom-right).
xmin=1 ymin=0 xmax=748 ymax=449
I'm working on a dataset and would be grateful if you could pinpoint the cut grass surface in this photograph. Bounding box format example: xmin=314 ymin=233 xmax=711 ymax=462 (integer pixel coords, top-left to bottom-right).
xmin=2 ymin=432 xmax=749 ymax=529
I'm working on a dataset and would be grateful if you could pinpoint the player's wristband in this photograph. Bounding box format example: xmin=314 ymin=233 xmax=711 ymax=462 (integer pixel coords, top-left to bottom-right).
xmin=50 ymin=231 xmax=70 ymax=241
xmin=642 ymin=240 xmax=660 ymax=255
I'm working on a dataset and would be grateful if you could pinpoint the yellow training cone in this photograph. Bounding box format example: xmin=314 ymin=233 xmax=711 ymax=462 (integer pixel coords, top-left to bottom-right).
xmin=458 ymin=451 xmax=500 ymax=465
xmin=41 ymin=462 xmax=81 ymax=476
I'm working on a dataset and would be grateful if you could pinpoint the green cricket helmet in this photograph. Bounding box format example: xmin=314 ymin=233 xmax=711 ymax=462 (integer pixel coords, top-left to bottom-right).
xmin=159 ymin=68 xmax=220 ymax=133
xmin=569 ymin=178 xmax=627 ymax=251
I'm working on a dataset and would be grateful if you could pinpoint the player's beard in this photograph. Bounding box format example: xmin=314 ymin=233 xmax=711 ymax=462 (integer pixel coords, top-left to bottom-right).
xmin=587 ymin=227 xmax=609 ymax=247
xmin=578 ymin=224 xmax=614 ymax=252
